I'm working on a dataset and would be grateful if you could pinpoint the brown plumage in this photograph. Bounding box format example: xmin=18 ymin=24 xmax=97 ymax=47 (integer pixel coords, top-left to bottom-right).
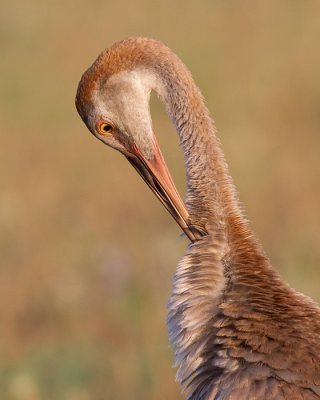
xmin=76 ymin=37 xmax=320 ymax=399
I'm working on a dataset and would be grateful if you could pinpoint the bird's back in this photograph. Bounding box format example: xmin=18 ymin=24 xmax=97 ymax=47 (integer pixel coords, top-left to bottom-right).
xmin=210 ymin=370 xmax=320 ymax=400
xmin=169 ymin=233 xmax=320 ymax=400
xmin=193 ymin=255 xmax=320 ymax=399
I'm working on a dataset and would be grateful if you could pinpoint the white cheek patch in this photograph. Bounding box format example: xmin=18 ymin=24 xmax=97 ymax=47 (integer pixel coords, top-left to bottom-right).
xmin=92 ymin=68 xmax=166 ymax=160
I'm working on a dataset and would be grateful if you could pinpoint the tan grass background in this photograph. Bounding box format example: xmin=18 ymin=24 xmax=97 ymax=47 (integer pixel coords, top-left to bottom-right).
xmin=1 ymin=1 xmax=320 ymax=399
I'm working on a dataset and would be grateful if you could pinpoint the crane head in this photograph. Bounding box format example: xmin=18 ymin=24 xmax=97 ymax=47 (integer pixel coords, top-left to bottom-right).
xmin=76 ymin=46 xmax=200 ymax=242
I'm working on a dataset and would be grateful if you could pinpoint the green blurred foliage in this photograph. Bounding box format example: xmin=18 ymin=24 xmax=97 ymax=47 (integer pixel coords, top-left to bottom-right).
xmin=0 ymin=0 xmax=319 ymax=398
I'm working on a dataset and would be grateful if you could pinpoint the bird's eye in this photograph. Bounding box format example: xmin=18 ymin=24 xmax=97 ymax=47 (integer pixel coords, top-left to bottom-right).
xmin=98 ymin=122 xmax=114 ymax=135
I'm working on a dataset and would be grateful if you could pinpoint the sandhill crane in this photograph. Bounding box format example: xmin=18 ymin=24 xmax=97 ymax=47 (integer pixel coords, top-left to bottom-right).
xmin=76 ymin=37 xmax=320 ymax=399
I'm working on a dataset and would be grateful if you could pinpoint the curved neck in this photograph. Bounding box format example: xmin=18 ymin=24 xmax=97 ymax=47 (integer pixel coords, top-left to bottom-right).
xmin=151 ymin=59 xmax=247 ymax=245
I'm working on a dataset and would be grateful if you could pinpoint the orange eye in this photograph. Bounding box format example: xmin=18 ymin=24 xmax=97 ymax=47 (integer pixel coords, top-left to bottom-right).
xmin=99 ymin=122 xmax=114 ymax=135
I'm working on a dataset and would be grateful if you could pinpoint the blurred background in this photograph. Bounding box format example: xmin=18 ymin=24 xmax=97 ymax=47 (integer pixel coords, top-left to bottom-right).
xmin=1 ymin=1 xmax=320 ymax=399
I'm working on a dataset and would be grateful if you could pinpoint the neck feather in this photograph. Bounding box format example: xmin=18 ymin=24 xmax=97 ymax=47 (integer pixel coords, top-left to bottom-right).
xmin=149 ymin=49 xmax=250 ymax=250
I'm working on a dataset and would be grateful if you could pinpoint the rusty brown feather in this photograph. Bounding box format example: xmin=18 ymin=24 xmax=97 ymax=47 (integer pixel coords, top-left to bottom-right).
xmin=76 ymin=37 xmax=320 ymax=399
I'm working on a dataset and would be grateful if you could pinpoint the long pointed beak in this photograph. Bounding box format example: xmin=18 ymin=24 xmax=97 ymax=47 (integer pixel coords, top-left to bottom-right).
xmin=126 ymin=135 xmax=204 ymax=243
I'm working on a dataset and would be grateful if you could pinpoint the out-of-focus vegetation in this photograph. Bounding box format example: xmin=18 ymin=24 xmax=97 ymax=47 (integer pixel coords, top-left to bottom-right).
xmin=1 ymin=1 xmax=319 ymax=399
